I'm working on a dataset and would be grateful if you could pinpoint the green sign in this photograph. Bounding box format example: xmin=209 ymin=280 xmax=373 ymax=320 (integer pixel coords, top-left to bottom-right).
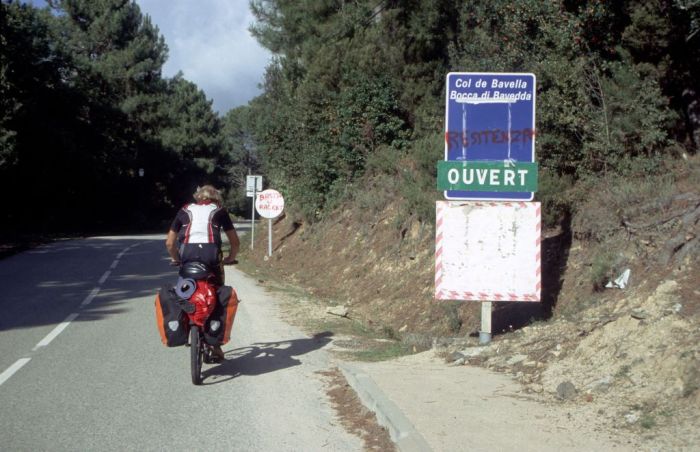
xmin=437 ymin=161 xmax=538 ymax=192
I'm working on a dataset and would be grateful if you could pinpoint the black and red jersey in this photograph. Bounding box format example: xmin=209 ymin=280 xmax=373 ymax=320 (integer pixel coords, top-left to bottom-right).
xmin=169 ymin=202 xmax=235 ymax=247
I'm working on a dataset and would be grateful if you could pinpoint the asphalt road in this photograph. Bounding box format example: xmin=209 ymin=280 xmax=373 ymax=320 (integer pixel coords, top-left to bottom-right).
xmin=0 ymin=235 xmax=361 ymax=451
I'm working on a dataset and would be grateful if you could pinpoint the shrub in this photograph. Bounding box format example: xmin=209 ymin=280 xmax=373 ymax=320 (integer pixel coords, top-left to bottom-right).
xmin=397 ymin=133 xmax=441 ymax=227
xmin=590 ymin=248 xmax=620 ymax=291
xmin=536 ymin=169 xmax=574 ymax=229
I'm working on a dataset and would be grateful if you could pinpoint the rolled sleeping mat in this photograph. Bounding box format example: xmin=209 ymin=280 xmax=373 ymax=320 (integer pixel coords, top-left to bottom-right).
xmin=174 ymin=276 xmax=197 ymax=299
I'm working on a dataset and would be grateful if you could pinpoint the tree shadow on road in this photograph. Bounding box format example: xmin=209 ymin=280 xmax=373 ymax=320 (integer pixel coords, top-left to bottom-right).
xmin=0 ymin=238 xmax=173 ymax=332
xmin=201 ymin=331 xmax=333 ymax=385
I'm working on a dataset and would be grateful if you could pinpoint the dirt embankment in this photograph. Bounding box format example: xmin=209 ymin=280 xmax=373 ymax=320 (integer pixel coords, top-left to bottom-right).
xmin=242 ymin=156 xmax=699 ymax=445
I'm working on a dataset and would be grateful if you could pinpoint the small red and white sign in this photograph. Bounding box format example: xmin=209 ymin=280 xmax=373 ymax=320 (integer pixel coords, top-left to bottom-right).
xmin=255 ymin=189 xmax=284 ymax=219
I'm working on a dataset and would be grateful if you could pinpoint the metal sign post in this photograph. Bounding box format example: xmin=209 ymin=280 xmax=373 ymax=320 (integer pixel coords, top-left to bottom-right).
xmin=268 ymin=218 xmax=273 ymax=257
xmin=480 ymin=302 xmax=492 ymax=344
xmin=246 ymin=175 xmax=263 ymax=249
xmin=250 ymin=188 xmax=256 ymax=249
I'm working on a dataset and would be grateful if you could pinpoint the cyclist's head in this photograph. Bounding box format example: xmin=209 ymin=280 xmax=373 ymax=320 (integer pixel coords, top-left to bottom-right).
xmin=193 ymin=185 xmax=223 ymax=205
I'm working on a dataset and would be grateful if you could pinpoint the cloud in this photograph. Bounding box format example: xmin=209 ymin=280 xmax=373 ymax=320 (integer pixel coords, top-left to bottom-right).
xmin=136 ymin=0 xmax=271 ymax=113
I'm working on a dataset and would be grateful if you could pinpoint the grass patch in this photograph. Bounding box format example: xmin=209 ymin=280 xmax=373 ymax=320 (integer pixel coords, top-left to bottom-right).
xmin=308 ymin=317 xmax=375 ymax=338
xmin=616 ymin=364 xmax=632 ymax=378
xmin=381 ymin=325 xmax=400 ymax=341
xmin=265 ymin=283 xmax=312 ymax=300
xmin=442 ymin=302 xmax=463 ymax=334
xmin=639 ymin=413 xmax=656 ymax=430
xmin=590 ymin=248 xmax=620 ymax=291
xmin=351 ymin=341 xmax=413 ymax=362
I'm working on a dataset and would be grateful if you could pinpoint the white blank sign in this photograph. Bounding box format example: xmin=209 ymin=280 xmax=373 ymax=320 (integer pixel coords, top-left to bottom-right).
xmin=435 ymin=201 xmax=541 ymax=302
xmin=246 ymin=175 xmax=263 ymax=197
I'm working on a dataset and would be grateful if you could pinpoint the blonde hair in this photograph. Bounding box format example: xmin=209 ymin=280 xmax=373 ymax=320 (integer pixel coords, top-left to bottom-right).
xmin=193 ymin=185 xmax=223 ymax=205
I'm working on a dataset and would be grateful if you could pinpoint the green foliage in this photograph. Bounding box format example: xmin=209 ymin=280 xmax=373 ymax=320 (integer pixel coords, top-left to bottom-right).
xmin=536 ymin=169 xmax=574 ymax=229
xmin=4 ymin=0 xmax=699 ymax=233
xmin=246 ymin=0 xmax=698 ymax=225
xmin=590 ymin=248 xmax=620 ymax=292
xmin=398 ymin=134 xmax=442 ymax=226
xmin=442 ymin=302 xmax=463 ymax=334
xmin=247 ymin=1 xmax=413 ymax=222
xmin=0 ymin=0 xmax=229 ymax=232
xmin=572 ymin=165 xmax=675 ymax=242
xmin=0 ymin=5 xmax=19 ymax=168
xmin=640 ymin=414 xmax=657 ymax=430
xmin=351 ymin=341 xmax=413 ymax=362
xmin=221 ymin=106 xmax=263 ymax=216
xmin=577 ymin=58 xmax=677 ymax=175
xmin=616 ymin=364 xmax=632 ymax=378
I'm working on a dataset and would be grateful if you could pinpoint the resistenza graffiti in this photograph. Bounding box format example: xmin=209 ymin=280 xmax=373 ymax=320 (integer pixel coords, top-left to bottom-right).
xmin=445 ymin=128 xmax=536 ymax=150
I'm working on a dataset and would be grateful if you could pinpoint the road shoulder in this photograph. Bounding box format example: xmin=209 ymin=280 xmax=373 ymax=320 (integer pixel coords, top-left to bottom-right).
xmin=342 ymin=350 xmax=639 ymax=452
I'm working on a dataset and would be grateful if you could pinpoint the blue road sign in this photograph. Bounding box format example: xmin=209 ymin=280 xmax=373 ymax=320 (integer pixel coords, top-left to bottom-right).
xmin=444 ymin=72 xmax=536 ymax=200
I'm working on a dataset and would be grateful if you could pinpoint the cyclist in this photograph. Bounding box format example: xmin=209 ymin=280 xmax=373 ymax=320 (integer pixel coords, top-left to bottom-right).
xmin=165 ymin=184 xmax=239 ymax=360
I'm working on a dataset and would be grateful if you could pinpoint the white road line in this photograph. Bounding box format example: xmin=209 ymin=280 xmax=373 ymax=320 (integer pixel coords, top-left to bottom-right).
xmin=98 ymin=270 xmax=111 ymax=284
xmin=80 ymin=287 xmax=101 ymax=307
xmin=32 ymin=313 xmax=79 ymax=350
xmin=116 ymin=244 xmax=136 ymax=259
xmin=2 ymin=243 xmax=140 ymax=388
xmin=0 ymin=358 xmax=31 ymax=387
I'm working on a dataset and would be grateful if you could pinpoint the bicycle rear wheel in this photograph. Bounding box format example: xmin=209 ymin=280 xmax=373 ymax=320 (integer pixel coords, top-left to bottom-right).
xmin=190 ymin=325 xmax=203 ymax=385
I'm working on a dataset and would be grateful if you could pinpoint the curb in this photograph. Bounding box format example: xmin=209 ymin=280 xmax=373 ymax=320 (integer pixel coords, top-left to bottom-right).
xmin=339 ymin=363 xmax=433 ymax=452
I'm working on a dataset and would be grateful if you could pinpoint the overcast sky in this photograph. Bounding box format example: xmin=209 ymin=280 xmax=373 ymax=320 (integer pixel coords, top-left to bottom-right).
xmin=136 ymin=0 xmax=272 ymax=114
xmin=27 ymin=0 xmax=272 ymax=114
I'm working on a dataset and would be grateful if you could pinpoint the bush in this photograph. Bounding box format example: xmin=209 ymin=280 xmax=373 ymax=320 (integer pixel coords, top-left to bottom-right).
xmin=397 ymin=133 xmax=441 ymax=226
xmin=536 ymin=169 xmax=574 ymax=229
xmin=571 ymin=164 xmax=675 ymax=242
xmin=589 ymin=247 xmax=622 ymax=291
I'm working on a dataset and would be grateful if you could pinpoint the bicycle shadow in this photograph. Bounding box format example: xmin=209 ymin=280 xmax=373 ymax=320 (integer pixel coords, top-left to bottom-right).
xmin=200 ymin=331 xmax=333 ymax=385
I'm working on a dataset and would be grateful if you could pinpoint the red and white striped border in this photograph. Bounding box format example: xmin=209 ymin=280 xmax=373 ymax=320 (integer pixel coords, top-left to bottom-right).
xmin=435 ymin=202 xmax=446 ymax=299
xmin=534 ymin=203 xmax=542 ymax=300
xmin=434 ymin=201 xmax=541 ymax=302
